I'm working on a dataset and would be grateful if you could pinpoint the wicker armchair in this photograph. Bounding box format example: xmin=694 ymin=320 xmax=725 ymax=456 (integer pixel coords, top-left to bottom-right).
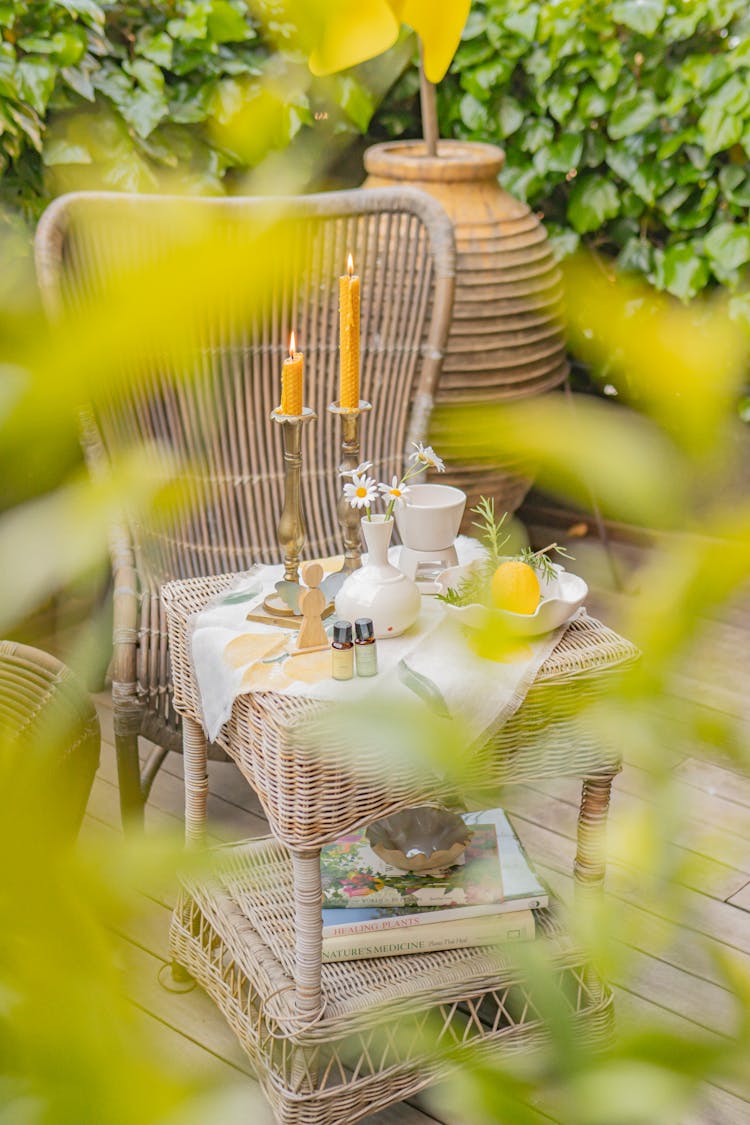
xmin=35 ymin=188 xmax=456 ymax=828
xmin=0 ymin=640 xmax=100 ymax=839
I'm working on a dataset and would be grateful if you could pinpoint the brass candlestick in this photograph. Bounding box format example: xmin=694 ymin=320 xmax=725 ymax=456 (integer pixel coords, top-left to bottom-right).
xmin=263 ymin=406 xmax=317 ymax=617
xmin=328 ymin=399 xmax=372 ymax=575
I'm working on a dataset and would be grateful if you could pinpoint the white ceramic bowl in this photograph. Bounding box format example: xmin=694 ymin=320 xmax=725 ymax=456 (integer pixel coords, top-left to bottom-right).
xmin=395 ymin=484 xmax=467 ymax=551
xmin=436 ymin=562 xmax=588 ymax=637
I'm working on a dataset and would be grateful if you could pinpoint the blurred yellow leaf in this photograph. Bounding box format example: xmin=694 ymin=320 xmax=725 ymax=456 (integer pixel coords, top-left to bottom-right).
xmin=564 ymin=254 xmax=749 ymax=457
xmin=432 ymin=394 xmax=689 ymax=528
xmin=0 ymin=446 xmax=178 ymax=632
xmin=252 ymin=0 xmax=469 ymax=81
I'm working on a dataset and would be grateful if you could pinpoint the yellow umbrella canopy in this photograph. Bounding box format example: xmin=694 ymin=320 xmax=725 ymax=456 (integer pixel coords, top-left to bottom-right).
xmin=262 ymin=0 xmax=470 ymax=82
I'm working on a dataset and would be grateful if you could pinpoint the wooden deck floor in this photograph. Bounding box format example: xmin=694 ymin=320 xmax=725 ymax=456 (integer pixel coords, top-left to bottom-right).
xmin=83 ymin=525 xmax=750 ymax=1125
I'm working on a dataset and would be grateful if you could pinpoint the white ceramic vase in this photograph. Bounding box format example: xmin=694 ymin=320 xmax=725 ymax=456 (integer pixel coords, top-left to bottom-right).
xmin=335 ymin=515 xmax=421 ymax=639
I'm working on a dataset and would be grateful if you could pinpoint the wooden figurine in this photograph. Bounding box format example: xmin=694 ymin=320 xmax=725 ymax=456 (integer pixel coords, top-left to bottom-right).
xmin=294 ymin=562 xmax=330 ymax=654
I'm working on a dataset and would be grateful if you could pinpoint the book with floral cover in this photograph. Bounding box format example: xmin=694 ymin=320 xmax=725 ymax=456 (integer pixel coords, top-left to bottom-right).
xmin=321 ymin=808 xmax=547 ymax=929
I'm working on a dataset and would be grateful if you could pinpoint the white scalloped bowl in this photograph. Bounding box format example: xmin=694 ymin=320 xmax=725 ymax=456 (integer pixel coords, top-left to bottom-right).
xmin=436 ymin=563 xmax=588 ymax=637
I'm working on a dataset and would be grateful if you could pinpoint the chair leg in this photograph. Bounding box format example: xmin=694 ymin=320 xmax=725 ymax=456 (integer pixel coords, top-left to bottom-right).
xmin=574 ymin=772 xmax=615 ymax=897
xmin=115 ymin=732 xmax=144 ymax=830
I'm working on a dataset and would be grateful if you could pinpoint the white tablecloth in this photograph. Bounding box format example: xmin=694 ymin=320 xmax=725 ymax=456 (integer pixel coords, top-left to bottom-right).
xmin=189 ymin=539 xmax=574 ymax=748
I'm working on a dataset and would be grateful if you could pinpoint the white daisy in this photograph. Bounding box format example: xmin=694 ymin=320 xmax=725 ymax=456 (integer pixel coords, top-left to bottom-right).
xmin=410 ymin=442 xmax=445 ymax=472
xmin=378 ymin=476 xmax=411 ymax=506
xmin=343 ymin=472 xmax=378 ymax=509
xmin=339 ymin=460 xmax=373 ymax=479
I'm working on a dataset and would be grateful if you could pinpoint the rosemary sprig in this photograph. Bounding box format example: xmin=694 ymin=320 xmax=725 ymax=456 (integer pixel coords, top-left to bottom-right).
xmin=436 ymin=495 xmax=575 ymax=607
xmin=470 ymin=496 xmax=510 ymax=566
xmin=518 ymin=542 xmax=574 ymax=583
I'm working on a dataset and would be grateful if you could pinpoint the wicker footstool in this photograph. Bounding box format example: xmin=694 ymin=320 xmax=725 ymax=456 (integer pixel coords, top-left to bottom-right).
xmin=162 ymin=574 xmax=638 ymax=1125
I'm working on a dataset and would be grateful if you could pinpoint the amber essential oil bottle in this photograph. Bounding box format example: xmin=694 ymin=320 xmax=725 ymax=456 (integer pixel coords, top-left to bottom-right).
xmin=354 ymin=617 xmax=378 ymax=677
xmin=331 ymin=620 xmax=354 ymax=681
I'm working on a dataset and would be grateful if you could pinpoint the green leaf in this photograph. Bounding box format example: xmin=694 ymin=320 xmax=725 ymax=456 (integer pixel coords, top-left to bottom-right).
xmin=42 ymin=137 xmax=93 ymax=166
xmin=207 ymin=1 xmax=251 ymax=44
xmin=453 ymin=39 xmax=494 ymax=68
xmin=719 ymin=165 xmax=750 ymax=207
xmin=704 ymin=222 xmax=750 ymax=270
xmin=653 ymin=243 xmax=710 ymax=300
xmin=17 ymin=37 xmax=56 ymax=54
xmin=658 ymin=184 xmax=692 ymax=216
xmin=17 ymin=59 xmax=57 ymax=116
xmin=612 ymin=0 xmax=666 ymax=36
xmin=459 ymin=92 xmax=488 ymax=131
xmin=397 ymin=660 xmax=450 ymax=717
xmin=657 ymin=128 xmax=695 ymax=160
xmin=61 ymin=62 xmax=96 ymax=101
xmin=168 ymin=3 xmax=210 ymax=42
xmin=698 ymin=103 xmax=743 ymax=155
xmin=123 ymin=59 xmax=165 ymax=95
xmin=591 ymin=56 xmax=621 ymax=92
xmin=461 ymin=10 xmax=487 ymax=40
xmin=524 ymin=47 xmax=554 ymax=84
xmin=608 ymin=89 xmax=659 ymax=139
xmin=56 ymin=0 xmax=105 ymax=28
xmin=536 ymin=132 xmax=582 ymax=174
xmin=618 ymin=236 xmax=653 ymax=274
xmin=168 ymin=81 xmax=214 ymax=124
xmin=461 ymin=58 xmax=512 ymax=97
xmin=335 ymin=75 xmax=374 ymax=132
xmin=135 ymin=28 xmax=174 ymax=68
xmin=707 ymin=74 xmax=750 ymax=115
xmin=568 ymin=175 xmax=621 ymax=234
xmin=119 ymin=89 xmax=168 ymax=138
xmin=577 ymin=82 xmax=611 ymax=119
xmin=545 ymin=81 xmax=576 ymax=124
xmin=504 ymin=6 xmax=539 ymax=41
xmin=498 ymin=95 xmax=524 ymax=138
xmin=6 ymin=102 xmax=43 ymax=150
xmin=664 ymin=5 xmax=703 ymax=38
xmin=519 ymin=118 xmax=554 ymax=153
xmin=548 ymin=227 xmax=580 ymax=260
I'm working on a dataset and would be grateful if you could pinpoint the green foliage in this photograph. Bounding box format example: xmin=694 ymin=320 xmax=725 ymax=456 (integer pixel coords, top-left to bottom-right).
xmin=375 ymin=0 xmax=750 ymax=304
xmin=0 ymin=1 xmax=394 ymax=223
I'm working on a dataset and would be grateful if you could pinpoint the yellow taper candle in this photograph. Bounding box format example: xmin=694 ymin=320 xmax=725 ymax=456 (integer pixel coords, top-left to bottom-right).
xmin=279 ymin=331 xmax=303 ymax=415
xmin=339 ymin=253 xmax=360 ymax=410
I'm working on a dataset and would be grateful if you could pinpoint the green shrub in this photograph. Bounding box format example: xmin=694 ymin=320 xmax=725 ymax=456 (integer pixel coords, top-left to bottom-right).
xmin=0 ymin=1 xmax=392 ymax=225
xmin=374 ymin=0 xmax=750 ymax=316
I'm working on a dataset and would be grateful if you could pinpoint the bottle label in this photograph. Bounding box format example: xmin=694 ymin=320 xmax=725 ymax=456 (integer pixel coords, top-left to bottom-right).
xmin=332 ymin=647 xmax=354 ymax=681
xmin=355 ymin=643 xmax=378 ymax=678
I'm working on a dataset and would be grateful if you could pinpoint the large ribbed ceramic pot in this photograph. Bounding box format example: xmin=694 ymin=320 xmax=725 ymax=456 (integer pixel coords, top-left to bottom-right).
xmin=364 ymin=139 xmax=569 ymax=520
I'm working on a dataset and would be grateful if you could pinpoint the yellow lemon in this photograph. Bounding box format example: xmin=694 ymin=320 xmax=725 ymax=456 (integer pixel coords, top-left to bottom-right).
xmin=490 ymin=561 xmax=540 ymax=615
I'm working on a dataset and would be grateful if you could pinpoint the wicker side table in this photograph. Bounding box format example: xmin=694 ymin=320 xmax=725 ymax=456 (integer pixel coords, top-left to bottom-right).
xmin=162 ymin=574 xmax=638 ymax=1124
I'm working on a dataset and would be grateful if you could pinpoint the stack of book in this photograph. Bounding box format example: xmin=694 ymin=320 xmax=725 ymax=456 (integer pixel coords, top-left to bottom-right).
xmin=320 ymin=808 xmax=547 ymax=963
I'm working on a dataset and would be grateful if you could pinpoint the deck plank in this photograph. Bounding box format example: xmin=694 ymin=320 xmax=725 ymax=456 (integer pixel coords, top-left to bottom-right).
xmin=727 ymin=883 xmax=750 ymax=912
xmin=675 ymin=757 xmax=750 ymax=810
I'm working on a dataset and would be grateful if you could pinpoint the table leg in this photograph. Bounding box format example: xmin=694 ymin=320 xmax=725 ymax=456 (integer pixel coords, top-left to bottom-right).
xmin=182 ymin=716 xmax=209 ymax=848
xmin=291 ymin=849 xmax=323 ymax=1018
xmin=290 ymin=849 xmax=323 ymax=1093
xmin=574 ymin=772 xmax=615 ymax=896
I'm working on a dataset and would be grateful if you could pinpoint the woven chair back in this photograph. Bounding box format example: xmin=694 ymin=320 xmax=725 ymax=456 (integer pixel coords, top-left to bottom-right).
xmin=35 ymin=190 xmax=455 ymax=583
xmin=0 ymin=640 xmax=100 ymax=836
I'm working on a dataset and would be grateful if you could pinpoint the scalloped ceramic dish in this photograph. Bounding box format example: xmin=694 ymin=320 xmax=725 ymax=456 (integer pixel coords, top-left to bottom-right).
xmin=366 ymin=806 xmax=472 ymax=873
xmin=435 ymin=562 xmax=588 ymax=637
